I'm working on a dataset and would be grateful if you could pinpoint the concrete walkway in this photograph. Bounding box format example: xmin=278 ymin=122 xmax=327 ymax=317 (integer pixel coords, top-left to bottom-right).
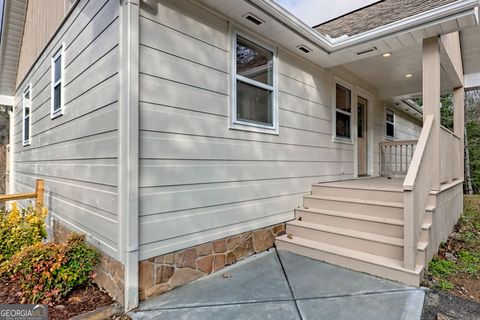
xmin=129 ymin=250 xmax=426 ymax=320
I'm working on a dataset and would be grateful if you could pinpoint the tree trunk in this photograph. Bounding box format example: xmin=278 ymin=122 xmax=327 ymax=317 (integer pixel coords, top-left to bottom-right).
xmin=464 ymin=126 xmax=473 ymax=194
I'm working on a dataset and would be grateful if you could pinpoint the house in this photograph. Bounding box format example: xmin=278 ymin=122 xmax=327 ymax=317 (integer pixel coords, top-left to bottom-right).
xmin=0 ymin=0 xmax=479 ymax=311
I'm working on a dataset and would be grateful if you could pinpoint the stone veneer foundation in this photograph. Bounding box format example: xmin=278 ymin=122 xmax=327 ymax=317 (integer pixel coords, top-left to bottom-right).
xmin=138 ymin=223 xmax=286 ymax=300
xmin=53 ymin=218 xmax=286 ymax=304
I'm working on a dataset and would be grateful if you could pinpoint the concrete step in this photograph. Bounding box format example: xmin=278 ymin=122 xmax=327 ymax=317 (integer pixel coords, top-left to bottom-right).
xmin=276 ymin=234 xmax=424 ymax=286
xmin=303 ymin=195 xmax=404 ymax=219
xmin=312 ymin=183 xmax=403 ymax=202
xmin=286 ymin=220 xmax=427 ymax=265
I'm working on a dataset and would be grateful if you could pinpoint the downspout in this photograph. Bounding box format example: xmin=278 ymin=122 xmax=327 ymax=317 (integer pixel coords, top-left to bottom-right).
xmin=8 ymin=108 xmax=14 ymax=194
xmin=118 ymin=0 xmax=139 ymax=312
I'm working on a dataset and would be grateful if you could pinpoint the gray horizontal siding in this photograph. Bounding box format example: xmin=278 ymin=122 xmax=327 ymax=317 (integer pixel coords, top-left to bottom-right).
xmin=12 ymin=0 xmax=120 ymax=258
xmin=137 ymin=0 xmax=354 ymax=260
xmin=395 ymin=112 xmax=422 ymax=140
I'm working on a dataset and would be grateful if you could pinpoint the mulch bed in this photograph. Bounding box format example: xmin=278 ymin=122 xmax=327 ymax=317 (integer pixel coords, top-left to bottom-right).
xmin=422 ymin=289 xmax=480 ymax=320
xmin=0 ymin=277 xmax=113 ymax=320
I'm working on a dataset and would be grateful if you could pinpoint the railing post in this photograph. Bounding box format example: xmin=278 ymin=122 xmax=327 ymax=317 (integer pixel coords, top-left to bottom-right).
xmin=35 ymin=179 xmax=44 ymax=210
xmin=403 ymin=190 xmax=417 ymax=270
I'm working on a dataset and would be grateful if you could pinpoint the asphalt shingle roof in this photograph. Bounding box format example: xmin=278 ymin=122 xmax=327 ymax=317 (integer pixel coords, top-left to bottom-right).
xmin=314 ymin=0 xmax=459 ymax=38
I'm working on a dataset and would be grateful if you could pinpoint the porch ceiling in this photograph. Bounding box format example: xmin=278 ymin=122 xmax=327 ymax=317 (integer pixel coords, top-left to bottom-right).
xmin=341 ymin=43 xmax=456 ymax=100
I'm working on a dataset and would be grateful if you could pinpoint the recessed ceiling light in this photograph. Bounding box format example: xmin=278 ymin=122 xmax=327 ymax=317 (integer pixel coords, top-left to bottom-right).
xmin=405 ymin=74 xmax=413 ymax=78
xmin=382 ymin=53 xmax=391 ymax=58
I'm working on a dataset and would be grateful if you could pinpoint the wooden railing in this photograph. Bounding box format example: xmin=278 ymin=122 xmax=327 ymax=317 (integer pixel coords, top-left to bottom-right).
xmin=440 ymin=126 xmax=462 ymax=184
xmin=379 ymin=140 xmax=418 ymax=177
xmin=0 ymin=179 xmax=44 ymax=210
xmin=402 ymin=115 xmax=434 ymax=270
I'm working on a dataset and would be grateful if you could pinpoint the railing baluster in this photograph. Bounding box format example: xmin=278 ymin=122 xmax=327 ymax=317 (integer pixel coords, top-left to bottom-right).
xmin=400 ymin=145 xmax=403 ymax=173
xmin=379 ymin=140 xmax=418 ymax=177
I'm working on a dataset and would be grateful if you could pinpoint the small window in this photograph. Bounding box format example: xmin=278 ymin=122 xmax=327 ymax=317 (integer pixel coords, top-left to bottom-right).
xmin=232 ymin=33 xmax=276 ymax=131
xmin=22 ymin=85 xmax=32 ymax=146
xmin=51 ymin=45 xmax=64 ymax=118
xmin=386 ymin=108 xmax=395 ymax=139
xmin=335 ymin=83 xmax=352 ymax=140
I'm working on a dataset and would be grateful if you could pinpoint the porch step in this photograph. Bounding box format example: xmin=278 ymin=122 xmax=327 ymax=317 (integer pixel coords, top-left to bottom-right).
xmin=312 ymin=183 xmax=403 ymax=202
xmin=303 ymin=195 xmax=403 ymax=219
xmin=276 ymin=234 xmax=424 ymax=286
xmin=286 ymin=220 xmax=427 ymax=265
xmin=295 ymin=207 xmax=431 ymax=239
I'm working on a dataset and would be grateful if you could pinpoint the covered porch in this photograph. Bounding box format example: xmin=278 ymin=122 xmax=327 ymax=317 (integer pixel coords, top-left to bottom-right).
xmin=277 ymin=31 xmax=470 ymax=285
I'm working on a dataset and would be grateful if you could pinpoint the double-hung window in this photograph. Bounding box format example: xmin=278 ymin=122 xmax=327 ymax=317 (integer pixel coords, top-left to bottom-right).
xmin=386 ymin=108 xmax=395 ymax=139
xmin=51 ymin=45 xmax=64 ymax=118
xmin=22 ymin=85 xmax=32 ymax=146
xmin=232 ymin=33 xmax=277 ymax=131
xmin=335 ymin=83 xmax=352 ymax=140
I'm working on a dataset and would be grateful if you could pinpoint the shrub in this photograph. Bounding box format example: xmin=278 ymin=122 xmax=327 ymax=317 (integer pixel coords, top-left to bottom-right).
xmin=0 ymin=233 xmax=99 ymax=304
xmin=0 ymin=203 xmax=47 ymax=264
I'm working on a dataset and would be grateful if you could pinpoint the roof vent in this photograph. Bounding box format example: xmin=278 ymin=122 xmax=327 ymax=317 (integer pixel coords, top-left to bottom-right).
xmin=244 ymin=13 xmax=264 ymax=26
xmin=356 ymin=47 xmax=377 ymax=56
xmin=297 ymin=45 xmax=312 ymax=54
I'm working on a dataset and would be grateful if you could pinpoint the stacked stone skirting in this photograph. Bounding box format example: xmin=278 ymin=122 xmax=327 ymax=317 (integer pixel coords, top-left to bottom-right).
xmin=53 ymin=218 xmax=286 ymax=304
xmin=138 ymin=223 xmax=286 ymax=300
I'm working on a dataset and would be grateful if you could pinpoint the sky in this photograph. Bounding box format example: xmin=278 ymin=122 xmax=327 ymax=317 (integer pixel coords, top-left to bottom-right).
xmin=0 ymin=0 xmax=3 ymax=42
xmin=275 ymin=0 xmax=378 ymax=26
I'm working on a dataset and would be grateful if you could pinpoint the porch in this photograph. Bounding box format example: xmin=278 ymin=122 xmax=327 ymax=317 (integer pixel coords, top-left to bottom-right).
xmin=274 ymin=25 xmax=467 ymax=285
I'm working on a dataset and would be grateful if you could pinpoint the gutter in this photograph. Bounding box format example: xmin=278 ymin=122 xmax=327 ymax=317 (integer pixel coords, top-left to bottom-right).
xmin=249 ymin=0 xmax=479 ymax=53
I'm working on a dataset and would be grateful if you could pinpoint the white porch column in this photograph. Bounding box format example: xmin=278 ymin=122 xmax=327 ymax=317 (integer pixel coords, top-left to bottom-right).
xmin=454 ymin=86 xmax=465 ymax=180
xmin=422 ymin=37 xmax=441 ymax=191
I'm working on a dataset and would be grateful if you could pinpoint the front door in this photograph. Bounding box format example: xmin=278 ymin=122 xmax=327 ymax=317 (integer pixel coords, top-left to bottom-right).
xmin=357 ymin=96 xmax=368 ymax=176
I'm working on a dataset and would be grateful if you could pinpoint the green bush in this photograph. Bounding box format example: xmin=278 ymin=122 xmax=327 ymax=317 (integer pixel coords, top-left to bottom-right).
xmin=1 ymin=233 xmax=99 ymax=304
xmin=0 ymin=203 xmax=47 ymax=264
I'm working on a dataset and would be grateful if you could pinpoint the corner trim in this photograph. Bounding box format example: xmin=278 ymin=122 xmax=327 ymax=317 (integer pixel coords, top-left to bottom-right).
xmin=118 ymin=0 xmax=139 ymax=311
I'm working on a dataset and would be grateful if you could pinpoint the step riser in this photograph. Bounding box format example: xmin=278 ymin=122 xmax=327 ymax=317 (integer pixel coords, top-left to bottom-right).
xmin=311 ymin=186 xmax=403 ymax=202
xmin=276 ymin=240 xmax=422 ymax=286
xmin=286 ymin=224 xmax=426 ymax=265
xmin=295 ymin=210 xmax=403 ymax=238
xmin=287 ymin=224 xmax=402 ymax=260
xmin=303 ymin=198 xmax=403 ymax=219
xmin=420 ymin=227 xmax=430 ymax=243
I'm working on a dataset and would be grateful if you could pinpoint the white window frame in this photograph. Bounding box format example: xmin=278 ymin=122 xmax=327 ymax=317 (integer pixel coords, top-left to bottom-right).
xmin=51 ymin=43 xmax=65 ymax=119
xmin=230 ymin=30 xmax=278 ymax=134
xmin=385 ymin=108 xmax=395 ymax=140
xmin=22 ymin=84 xmax=32 ymax=146
xmin=333 ymin=78 xmax=354 ymax=144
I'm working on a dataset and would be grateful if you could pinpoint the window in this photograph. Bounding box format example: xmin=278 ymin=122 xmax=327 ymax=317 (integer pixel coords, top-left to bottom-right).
xmin=51 ymin=45 xmax=64 ymax=118
xmin=386 ymin=108 xmax=395 ymax=139
xmin=232 ymin=32 xmax=276 ymax=131
xmin=335 ymin=83 xmax=352 ymax=140
xmin=22 ymin=85 xmax=32 ymax=146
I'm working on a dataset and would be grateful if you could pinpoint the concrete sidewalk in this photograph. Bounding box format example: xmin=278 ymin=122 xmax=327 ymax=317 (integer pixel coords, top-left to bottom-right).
xmin=129 ymin=250 xmax=426 ymax=320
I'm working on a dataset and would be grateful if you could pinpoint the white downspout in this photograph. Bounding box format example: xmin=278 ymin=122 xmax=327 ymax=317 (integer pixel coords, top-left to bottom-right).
xmin=119 ymin=0 xmax=140 ymax=312
xmin=8 ymin=108 xmax=14 ymax=196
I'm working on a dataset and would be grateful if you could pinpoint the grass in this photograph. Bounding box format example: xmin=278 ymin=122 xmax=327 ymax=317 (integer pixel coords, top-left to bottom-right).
xmin=423 ymin=195 xmax=480 ymax=296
